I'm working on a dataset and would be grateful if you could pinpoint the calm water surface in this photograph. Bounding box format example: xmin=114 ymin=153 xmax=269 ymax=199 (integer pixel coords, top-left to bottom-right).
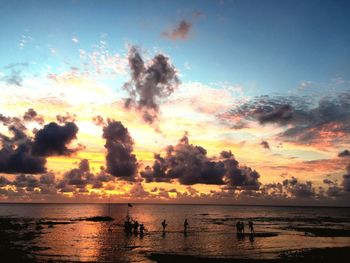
xmin=1 ymin=203 xmax=350 ymax=262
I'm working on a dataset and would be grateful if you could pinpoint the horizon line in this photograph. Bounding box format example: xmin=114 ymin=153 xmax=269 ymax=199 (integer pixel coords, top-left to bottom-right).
xmin=0 ymin=202 xmax=349 ymax=208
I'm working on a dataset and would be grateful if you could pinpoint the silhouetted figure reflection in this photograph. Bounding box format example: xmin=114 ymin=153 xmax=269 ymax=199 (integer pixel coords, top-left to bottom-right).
xmin=184 ymin=219 xmax=189 ymax=233
xmin=240 ymin=221 xmax=245 ymax=233
xmin=133 ymin=220 xmax=139 ymax=234
xmin=161 ymin=219 xmax=167 ymax=233
xmin=139 ymin=224 xmax=145 ymax=237
xmin=124 ymin=217 xmax=133 ymax=234
xmin=248 ymin=221 xmax=254 ymax=234
xmin=236 ymin=221 xmax=241 ymax=234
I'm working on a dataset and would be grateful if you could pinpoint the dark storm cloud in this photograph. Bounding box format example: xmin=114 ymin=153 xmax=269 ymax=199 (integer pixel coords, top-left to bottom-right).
xmin=338 ymin=149 xmax=350 ymax=158
xmin=57 ymin=159 xmax=115 ymax=192
xmin=13 ymin=174 xmax=40 ymax=192
xmin=0 ymin=110 xmax=83 ymax=174
xmin=226 ymin=94 xmax=350 ymax=145
xmin=32 ymin=122 xmax=79 ymax=156
xmin=0 ymin=176 xmax=11 ymax=186
xmin=223 ymin=157 xmax=261 ymax=190
xmin=123 ymin=46 xmax=180 ymax=124
xmin=0 ymin=143 xmax=47 ymax=174
xmin=141 ymin=134 xmax=261 ymax=189
xmin=162 ymin=20 xmax=192 ymax=41
xmin=57 ymin=159 xmax=94 ymax=192
xmin=0 ymin=112 xmax=47 ymax=174
xmin=102 ymin=120 xmax=137 ymax=180
xmin=282 ymin=177 xmax=315 ymax=198
xmin=260 ymin=140 xmax=270 ymax=149
xmin=322 ymin=178 xmax=343 ymax=197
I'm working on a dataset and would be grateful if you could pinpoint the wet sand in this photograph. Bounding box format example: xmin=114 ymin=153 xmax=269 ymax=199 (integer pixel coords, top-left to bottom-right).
xmin=288 ymin=227 xmax=350 ymax=237
xmin=148 ymin=247 xmax=350 ymax=263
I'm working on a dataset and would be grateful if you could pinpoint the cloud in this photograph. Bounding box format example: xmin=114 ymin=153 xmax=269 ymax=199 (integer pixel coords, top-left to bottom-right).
xmin=225 ymin=94 xmax=350 ymax=147
xmin=92 ymin=115 xmax=105 ymax=126
xmin=343 ymin=164 xmax=350 ymax=192
xmin=23 ymin=108 xmax=44 ymax=124
xmin=13 ymin=174 xmax=40 ymax=192
xmin=56 ymin=112 xmax=76 ymax=124
xmin=338 ymin=149 xmax=350 ymax=158
xmin=0 ymin=112 xmax=47 ymax=174
xmin=162 ymin=11 xmax=203 ymax=41
xmin=102 ymin=120 xmax=137 ymax=180
xmin=141 ymin=134 xmax=261 ymax=189
xmin=1 ymin=62 xmax=29 ymax=86
xmin=260 ymin=140 xmax=270 ymax=149
xmin=57 ymin=159 xmax=115 ymax=193
xmin=72 ymin=37 xmax=79 ymax=44
xmin=2 ymin=69 xmax=23 ymax=86
xmin=162 ymin=20 xmax=192 ymax=41
xmin=322 ymin=178 xmax=343 ymax=197
xmin=32 ymin=122 xmax=79 ymax=156
xmin=282 ymin=177 xmax=315 ymax=198
xmin=0 ymin=176 xmax=11 ymax=186
xmin=123 ymin=46 xmax=180 ymax=124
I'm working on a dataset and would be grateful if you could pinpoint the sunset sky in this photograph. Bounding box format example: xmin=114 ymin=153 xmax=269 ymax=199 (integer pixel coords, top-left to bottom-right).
xmin=1 ymin=0 xmax=350 ymax=205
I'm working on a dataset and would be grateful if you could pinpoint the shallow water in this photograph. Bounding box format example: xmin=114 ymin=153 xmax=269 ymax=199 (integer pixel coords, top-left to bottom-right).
xmin=1 ymin=203 xmax=350 ymax=262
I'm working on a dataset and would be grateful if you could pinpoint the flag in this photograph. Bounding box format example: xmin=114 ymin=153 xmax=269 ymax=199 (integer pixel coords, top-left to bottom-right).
xmin=127 ymin=203 xmax=133 ymax=207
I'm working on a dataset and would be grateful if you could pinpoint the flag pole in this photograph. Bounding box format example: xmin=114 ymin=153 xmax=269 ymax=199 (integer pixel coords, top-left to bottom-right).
xmin=108 ymin=195 xmax=111 ymax=217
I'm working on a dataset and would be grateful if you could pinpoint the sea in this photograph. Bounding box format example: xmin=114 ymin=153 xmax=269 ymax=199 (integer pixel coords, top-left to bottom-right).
xmin=1 ymin=203 xmax=350 ymax=262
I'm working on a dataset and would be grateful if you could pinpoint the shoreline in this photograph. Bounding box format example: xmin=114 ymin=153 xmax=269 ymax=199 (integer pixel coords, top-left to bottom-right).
xmin=0 ymin=202 xmax=349 ymax=208
xmin=1 ymin=215 xmax=350 ymax=262
xmin=148 ymin=247 xmax=350 ymax=263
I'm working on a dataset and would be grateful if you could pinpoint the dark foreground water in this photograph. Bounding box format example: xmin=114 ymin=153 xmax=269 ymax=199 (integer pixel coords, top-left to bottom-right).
xmin=1 ymin=203 xmax=350 ymax=262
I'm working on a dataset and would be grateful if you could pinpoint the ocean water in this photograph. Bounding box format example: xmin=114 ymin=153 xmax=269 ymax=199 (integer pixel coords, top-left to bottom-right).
xmin=1 ymin=203 xmax=350 ymax=262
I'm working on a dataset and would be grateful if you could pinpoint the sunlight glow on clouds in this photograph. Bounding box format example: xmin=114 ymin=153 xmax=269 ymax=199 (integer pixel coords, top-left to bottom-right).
xmin=1 ymin=0 xmax=350 ymax=205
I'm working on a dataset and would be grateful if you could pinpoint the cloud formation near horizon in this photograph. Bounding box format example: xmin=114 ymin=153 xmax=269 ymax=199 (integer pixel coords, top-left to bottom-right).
xmin=102 ymin=120 xmax=137 ymax=180
xmin=0 ymin=112 xmax=47 ymax=174
xmin=0 ymin=110 xmax=81 ymax=174
xmin=224 ymin=94 xmax=350 ymax=147
xmin=141 ymin=133 xmax=261 ymax=189
xmin=32 ymin=122 xmax=79 ymax=156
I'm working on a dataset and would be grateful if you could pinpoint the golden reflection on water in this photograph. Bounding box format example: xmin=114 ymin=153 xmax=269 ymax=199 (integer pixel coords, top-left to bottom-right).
xmin=2 ymin=204 xmax=349 ymax=262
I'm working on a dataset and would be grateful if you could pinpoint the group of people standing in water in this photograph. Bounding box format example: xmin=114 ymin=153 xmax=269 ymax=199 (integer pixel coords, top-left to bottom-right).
xmin=123 ymin=217 xmax=146 ymax=235
xmin=123 ymin=217 xmax=190 ymax=235
xmin=236 ymin=220 xmax=255 ymax=234
xmin=123 ymin=217 xmax=254 ymax=236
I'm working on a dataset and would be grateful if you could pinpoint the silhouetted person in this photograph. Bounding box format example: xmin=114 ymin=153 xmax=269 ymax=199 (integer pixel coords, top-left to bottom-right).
xmin=133 ymin=220 xmax=139 ymax=234
xmin=236 ymin=221 xmax=241 ymax=233
xmin=162 ymin=219 xmax=167 ymax=233
xmin=184 ymin=219 xmax=189 ymax=233
xmin=124 ymin=217 xmax=133 ymax=234
xmin=248 ymin=221 xmax=254 ymax=234
xmin=139 ymin=224 xmax=145 ymax=236
xmin=240 ymin=221 xmax=245 ymax=233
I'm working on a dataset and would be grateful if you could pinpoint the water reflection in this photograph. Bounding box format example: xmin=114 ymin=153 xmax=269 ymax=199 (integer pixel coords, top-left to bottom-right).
xmin=0 ymin=204 xmax=349 ymax=262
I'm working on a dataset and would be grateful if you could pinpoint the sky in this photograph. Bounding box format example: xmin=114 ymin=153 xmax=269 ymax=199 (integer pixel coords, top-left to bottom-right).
xmin=0 ymin=0 xmax=350 ymax=205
